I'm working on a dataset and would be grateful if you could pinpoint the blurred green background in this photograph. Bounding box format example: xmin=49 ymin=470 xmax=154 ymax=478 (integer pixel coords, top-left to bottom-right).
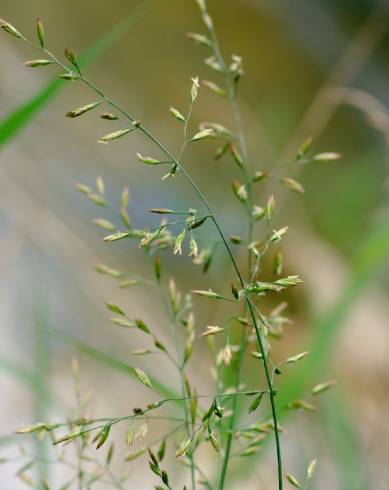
xmin=0 ymin=0 xmax=388 ymax=488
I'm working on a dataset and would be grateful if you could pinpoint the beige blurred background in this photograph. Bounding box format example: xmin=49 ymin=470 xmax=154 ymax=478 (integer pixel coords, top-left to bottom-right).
xmin=1 ymin=0 xmax=389 ymax=488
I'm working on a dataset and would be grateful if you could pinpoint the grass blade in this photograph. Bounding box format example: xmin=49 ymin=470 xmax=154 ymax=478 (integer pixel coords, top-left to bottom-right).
xmin=321 ymin=393 xmax=368 ymax=490
xmin=0 ymin=356 xmax=37 ymax=388
xmin=33 ymin=296 xmax=51 ymax=482
xmin=48 ymin=326 xmax=178 ymax=399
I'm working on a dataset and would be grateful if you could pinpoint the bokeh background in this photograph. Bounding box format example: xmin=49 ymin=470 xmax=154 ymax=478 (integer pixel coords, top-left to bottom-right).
xmin=1 ymin=0 xmax=389 ymax=488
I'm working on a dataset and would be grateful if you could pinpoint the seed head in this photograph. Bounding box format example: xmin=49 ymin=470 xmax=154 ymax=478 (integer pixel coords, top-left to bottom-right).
xmin=252 ymin=205 xmax=265 ymax=221
xmin=201 ymin=325 xmax=225 ymax=337
xmin=313 ymin=152 xmax=341 ymax=162
xmin=281 ymin=177 xmax=305 ymax=194
xmin=286 ymin=473 xmax=302 ymax=488
xmin=202 ymin=80 xmax=227 ymax=97
xmin=134 ymin=367 xmax=152 ymax=388
xmin=286 ymin=351 xmax=309 ymax=364
xmin=25 ymin=59 xmax=54 ymax=67
xmin=100 ymin=112 xmax=118 ymax=120
xmin=0 ymin=18 xmax=22 ymax=38
xmin=312 ymin=380 xmax=336 ymax=395
xmin=176 ymin=438 xmax=191 ymax=459
xmin=190 ymin=76 xmax=200 ymax=103
xmin=64 ymin=47 xmax=78 ymax=67
xmin=191 ymin=289 xmax=223 ymax=300
xmin=187 ymin=32 xmax=212 ymax=47
xmin=59 ymin=72 xmax=79 ymax=81
xmin=169 ymin=106 xmax=185 ymax=122
xmin=252 ymin=171 xmax=268 ymax=183
xmin=296 ymin=136 xmax=313 ymax=161
xmin=222 ymin=344 xmax=232 ymax=365
xmin=137 ymin=153 xmax=161 ymax=164
xmin=96 ymin=425 xmax=111 ymax=450
xmin=307 ymin=459 xmax=317 ymax=479
xmin=266 ymin=195 xmax=276 ymax=221
xmin=66 ymin=101 xmax=102 ymax=118
xmin=195 ymin=0 xmax=207 ymax=13
xmin=98 ymin=128 xmax=132 ymax=143
xmin=37 ymin=18 xmax=45 ymax=47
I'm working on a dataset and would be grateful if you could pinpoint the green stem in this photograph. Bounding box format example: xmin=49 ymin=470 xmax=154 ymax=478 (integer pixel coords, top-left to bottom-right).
xmin=158 ymin=281 xmax=197 ymax=490
xmin=200 ymin=7 xmax=282 ymax=489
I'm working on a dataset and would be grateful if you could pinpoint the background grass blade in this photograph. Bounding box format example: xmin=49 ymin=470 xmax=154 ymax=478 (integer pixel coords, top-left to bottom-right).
xmin=33 ymin=296 xmax=51 ymax=481
xmin=0 ymin=356 xmax=37 ymax=389
xmin=0 ymin=0 xmax=156 ymax=149
xmin=48 ymin=326 xmax=178 ymax=399
xmin=321 ymin=393 xmax=368 ymax=490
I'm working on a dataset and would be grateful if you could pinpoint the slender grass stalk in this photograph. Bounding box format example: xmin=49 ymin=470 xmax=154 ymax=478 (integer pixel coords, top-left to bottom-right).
xmin=33 ymin=297 xmax=51 ymax=483
xmin=195 ymin=3 xmax=281 ymax=488
xmin=157 ymin=280 xmax=197 ymax=490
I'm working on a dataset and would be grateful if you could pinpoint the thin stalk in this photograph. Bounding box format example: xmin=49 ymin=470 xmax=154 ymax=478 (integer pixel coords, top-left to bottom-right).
xmin=86 ymin=447 xmax=125 ymax=490
xmin=194 ymin=462 xmax=214 ymax=490
xmin=203 ymin=34 xmax=253 ymax=490
xmin=51 ymin=390 xmax=270 ymax=435
xmin=200 ymin=7 xmax=280 ymax=489
xmin=72 ymin=361 xmax=85 ymax=490
xmin=178 ymin=364 xmax=196 ymax=490
xmin=158 ymin=280 xmax=197 ymax=490
xmin=176 ymin=97 xmax=195 ymax=162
